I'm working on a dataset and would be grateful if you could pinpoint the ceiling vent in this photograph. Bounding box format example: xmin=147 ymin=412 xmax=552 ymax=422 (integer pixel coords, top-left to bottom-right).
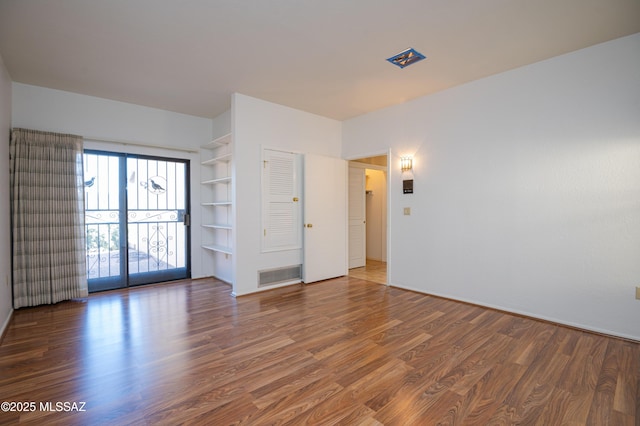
xmin=386 ymin=48 xmax=426 ymax=69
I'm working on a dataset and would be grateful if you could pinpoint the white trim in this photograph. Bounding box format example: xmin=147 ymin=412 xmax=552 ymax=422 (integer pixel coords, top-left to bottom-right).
xmin=344 ymin=149 xmax=389 ymax=161
xmin=85 ymin=136 xmax=198 ymax=153
xmin=348 ymin=161 xmax=387 ymax=171
xmin=0 ymin=309 xmax=13 ymax=341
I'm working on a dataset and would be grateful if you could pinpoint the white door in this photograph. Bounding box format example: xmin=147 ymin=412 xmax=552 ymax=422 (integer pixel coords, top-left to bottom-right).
xmin=303 ymin=154 xmax=347 ymax=283
xmin=348 ymin=167 xmax=366 ymax=268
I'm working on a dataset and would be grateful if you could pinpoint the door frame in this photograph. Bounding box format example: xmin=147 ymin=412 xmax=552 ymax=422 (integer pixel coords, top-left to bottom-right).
xmin=344 ymin=149 xmax=391 ymax=286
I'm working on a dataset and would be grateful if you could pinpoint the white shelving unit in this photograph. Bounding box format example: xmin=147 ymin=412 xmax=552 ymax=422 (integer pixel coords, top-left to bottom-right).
xmin=201 ymin=153 xmax=232 ymax=166
xmin=202 ymin=176 xmax=232 ymax=185
xmin=201 ymin=201 xmax=232 ymax=206
xmin=201 ymin=244 xmax=233 ymax=255
xmin=202 ymin=224 xmax=232 ymax=230
xmin=200 ymin=133 xmax=233 ymax=265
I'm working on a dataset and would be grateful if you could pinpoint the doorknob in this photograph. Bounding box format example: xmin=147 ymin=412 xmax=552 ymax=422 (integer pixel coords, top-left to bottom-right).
xmin=305 ymin=223 xmax=313 ymax=228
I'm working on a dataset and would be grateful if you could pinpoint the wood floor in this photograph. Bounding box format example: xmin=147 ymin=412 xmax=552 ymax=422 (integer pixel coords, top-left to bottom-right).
xmin=348 ymin=260 xmax=387 ymax=285
xmin=0 ymin=277 xmax=638 ymax=425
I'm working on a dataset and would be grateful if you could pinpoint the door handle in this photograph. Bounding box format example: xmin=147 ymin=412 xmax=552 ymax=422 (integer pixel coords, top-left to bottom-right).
xmin=305 ymin=223 xmax=313 ymax=228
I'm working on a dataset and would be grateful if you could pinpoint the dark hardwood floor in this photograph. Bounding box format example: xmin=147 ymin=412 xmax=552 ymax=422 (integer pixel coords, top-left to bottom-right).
xmin=0 ymin=277 xmax=638 ymax=425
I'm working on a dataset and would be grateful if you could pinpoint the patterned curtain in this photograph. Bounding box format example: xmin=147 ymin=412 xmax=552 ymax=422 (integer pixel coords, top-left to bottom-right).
xmin=10 ymin=128 xmax=88 ymax=308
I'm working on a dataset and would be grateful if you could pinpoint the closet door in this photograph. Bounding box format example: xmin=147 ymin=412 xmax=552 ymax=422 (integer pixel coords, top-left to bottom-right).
xmin=262 ymin=149 xmax=302 ymax=252
xmin=348 ymin=166 xmax=366 ymax=268
xmin=302 ymin=154 xmax=347 ymax=283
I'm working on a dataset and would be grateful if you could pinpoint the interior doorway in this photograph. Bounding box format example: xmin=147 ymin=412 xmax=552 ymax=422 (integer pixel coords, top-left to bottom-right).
xmin=348 ymin=154 xmax=388 ymax=285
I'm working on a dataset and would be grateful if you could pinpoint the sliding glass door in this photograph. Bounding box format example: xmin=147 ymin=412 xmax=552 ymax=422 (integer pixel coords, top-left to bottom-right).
xmin=84 ymin=151 xmax=190 ymax=292
xmin=126 ymin=155 xmax=189 ymax=286
xmin=84 ymin=152 xmax=126 ymax=291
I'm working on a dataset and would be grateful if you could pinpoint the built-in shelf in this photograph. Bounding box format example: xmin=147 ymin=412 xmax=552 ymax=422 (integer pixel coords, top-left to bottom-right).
xmin=202 ymin=244 xmax=232 ymax=255
xmin=201 ymin=133 xmax=232 ymax=149
xmin=202 ymin=223 xmax=232 ymax=230
xmin=201 ymin=130 xmax=233 ymax=279
xmin=201 ymin=201 xmax=232 ymax=206
xmin=202 ymin=176 xmax=231 ymax=185
xmin=201 ymin=153 xmax=232 ymax=166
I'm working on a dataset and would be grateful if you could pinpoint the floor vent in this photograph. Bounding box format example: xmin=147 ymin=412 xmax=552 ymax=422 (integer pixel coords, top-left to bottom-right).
xmin=258 ymin=265 xmax=302 ymax=287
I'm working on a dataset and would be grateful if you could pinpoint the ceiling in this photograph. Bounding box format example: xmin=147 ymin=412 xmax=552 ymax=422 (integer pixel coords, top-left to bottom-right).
xmin=1 ymin=0 xmax=638 ymax=121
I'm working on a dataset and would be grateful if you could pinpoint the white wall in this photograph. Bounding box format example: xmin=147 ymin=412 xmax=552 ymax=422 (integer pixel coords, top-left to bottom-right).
xmin=233 ymin=93 xmax=342 ymax=296
xmin=211 ymin=109 xmax=231 ymax=137
xmin=0 ymin=54 xmax=13 ymax=337
xmin=343 ymin=33 xmax=640 ymax=341
xmin=12 ymin=84 xmax=213 ymax=278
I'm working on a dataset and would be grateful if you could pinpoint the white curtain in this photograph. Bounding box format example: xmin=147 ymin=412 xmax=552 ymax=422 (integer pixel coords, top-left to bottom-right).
xmin=10 ymin=128 xmax=88 ymax=308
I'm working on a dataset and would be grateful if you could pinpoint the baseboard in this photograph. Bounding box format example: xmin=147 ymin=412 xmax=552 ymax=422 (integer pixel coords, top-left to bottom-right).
xmin=0 ymin=308 xmax=13 ymax=344
xmin=389 ymin=282 xmax=640 ymax=343
xmin=234 ymin=280 xmax=303 ymax=298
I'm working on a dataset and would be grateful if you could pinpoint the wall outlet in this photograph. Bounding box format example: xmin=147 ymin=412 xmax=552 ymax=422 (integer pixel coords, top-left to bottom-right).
xmin=636 ymin=286 xmax=640 ymax=300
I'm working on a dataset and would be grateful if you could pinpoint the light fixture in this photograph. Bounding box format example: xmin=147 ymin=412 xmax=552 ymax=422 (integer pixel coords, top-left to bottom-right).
xmin=401 ymin=156 xmax=413 ymax=172
xmin=386 ymin=48 xmax=426 ymax=69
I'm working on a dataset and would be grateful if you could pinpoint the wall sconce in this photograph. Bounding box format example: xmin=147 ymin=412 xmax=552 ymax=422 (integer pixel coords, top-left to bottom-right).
xmin=401 ymin=156 xmax=413 ymax=172
xmin=400 ymin=156 xmax=414 ymax=194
